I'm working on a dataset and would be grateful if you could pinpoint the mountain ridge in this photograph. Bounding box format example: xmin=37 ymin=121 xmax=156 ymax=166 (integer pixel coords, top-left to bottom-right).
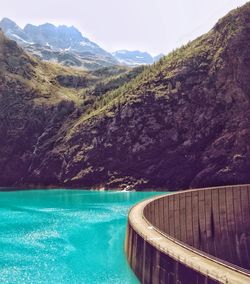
xmin=1 ymin=3 xmax=250 ymax=190
xmin=0 ymin=18 xmax=161 ymax=69
xmin=0 ymin=18 xmax=118 ymax=70
xmin=112 ymin=50 xmax=164 ymax=66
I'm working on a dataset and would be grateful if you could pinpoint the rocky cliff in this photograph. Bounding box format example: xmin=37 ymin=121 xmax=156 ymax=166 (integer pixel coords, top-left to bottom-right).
xmin=1 ymin=3 xmax=250 ymax=190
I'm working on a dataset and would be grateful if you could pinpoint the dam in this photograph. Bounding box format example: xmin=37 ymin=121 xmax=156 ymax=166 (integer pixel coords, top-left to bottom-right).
xmin=125 ymin=185 xmax=250 ymax=283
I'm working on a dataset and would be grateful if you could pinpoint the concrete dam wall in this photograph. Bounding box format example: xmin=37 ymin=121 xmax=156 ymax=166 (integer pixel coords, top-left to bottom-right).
xmin=125 ymin=185 xmax=250 ymax=283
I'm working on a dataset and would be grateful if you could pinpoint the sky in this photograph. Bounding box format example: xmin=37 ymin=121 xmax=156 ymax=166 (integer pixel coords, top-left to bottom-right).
xmin=0 ymin=0 xmax=248 ymax=56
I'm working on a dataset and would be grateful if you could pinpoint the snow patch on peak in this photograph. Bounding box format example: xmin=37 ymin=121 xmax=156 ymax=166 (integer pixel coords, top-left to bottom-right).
xmin=80 ymin=41 xmax=94 ymax=47
xmin=11 ymin=33 xmax=32 ymax=44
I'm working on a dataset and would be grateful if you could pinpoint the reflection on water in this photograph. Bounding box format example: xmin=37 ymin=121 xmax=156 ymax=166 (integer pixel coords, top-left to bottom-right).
xmin=0 ymin=189 xmax=162 ymax=284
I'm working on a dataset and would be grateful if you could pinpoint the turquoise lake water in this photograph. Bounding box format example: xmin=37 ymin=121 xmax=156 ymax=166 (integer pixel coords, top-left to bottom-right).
xmin=0 ymin=190 xmax=162 ymax=284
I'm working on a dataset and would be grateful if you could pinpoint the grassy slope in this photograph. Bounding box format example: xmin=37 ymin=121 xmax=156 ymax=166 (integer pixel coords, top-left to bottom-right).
xmin=1 ymin=3 xmax=250 ymax=190
xmin=73 ymin=3 xmax=244 ymax=123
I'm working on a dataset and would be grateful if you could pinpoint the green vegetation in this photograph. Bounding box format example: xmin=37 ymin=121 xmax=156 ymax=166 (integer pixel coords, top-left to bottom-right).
xmin=70 ymin=2 xmax=249 ymax=126
xmin=1 ymin=2 xmax=250 ymax=189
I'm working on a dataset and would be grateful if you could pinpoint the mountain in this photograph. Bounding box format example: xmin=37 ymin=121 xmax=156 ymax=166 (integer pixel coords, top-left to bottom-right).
xmin=22 ymin=23 xmax=110 ymax=57
xmin=112 ymin=50 xmax=164 ymax=66
xmin=0 ymin=18 xmax=28 ymax=41
xmin=0 ymin=18 xmax=118 ymax=70
xmin=1 ymin=2 xmax=250 ymax=190
xmin=0 ymin=29 xmax=144 ymax=187
xmin=0 ymin=18 xmax=161 ymax=70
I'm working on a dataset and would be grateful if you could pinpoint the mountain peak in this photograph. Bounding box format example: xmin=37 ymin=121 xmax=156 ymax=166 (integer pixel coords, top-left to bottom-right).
xmin=0 ymin=17 xmax=18 ymax=28
xmin=23 ymin=23 xmax=35 ymax=30
xmin=0 ymin=18 xmax=22 ymax=34
xmin=214 ymin=1 xmax=250 ymax=30
xmin=40 ymin=23 xmax=56 ymax=28
xmin=0 ymin=18 xmax=117 ymax=69
xmin=113 ymin=50 xmax=154 ymax=66
xmin=0 ymin=18 xmax=155 ymax=69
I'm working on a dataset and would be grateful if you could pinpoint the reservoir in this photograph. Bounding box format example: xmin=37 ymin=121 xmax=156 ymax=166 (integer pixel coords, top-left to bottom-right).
xmin=0 ymin=189 xmax=162 ymax=284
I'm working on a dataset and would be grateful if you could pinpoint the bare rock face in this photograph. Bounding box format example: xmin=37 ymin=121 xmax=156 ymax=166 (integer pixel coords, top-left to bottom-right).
xmin=1 ymin=4 xmax=250 ymax=190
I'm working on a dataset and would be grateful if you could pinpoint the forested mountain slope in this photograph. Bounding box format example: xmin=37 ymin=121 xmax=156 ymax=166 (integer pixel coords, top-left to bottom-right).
xmin=1 ymin=3 xmax=250 ymax=190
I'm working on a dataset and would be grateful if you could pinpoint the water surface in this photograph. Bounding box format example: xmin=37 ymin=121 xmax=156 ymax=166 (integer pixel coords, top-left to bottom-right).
xmin=0 ymin=190 xmax=163 ymax=284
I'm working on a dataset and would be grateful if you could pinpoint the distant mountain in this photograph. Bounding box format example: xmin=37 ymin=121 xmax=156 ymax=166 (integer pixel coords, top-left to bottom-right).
xmin=112 ymin=50 xmax=164 ymax=66
xmin=0 ymin=18 xmax=118 ymax=70
xmin=0 ymin=18 xmax=162 ymax=70
xmin=0 ymin=18 xmax=28 ymax=41
xmin=22 ymin=23 xmax=110 ymax=56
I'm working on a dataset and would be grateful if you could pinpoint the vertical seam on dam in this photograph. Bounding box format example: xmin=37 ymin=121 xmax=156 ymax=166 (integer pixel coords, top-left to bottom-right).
xmin=125 ymin=185 xmax=250 ymax=284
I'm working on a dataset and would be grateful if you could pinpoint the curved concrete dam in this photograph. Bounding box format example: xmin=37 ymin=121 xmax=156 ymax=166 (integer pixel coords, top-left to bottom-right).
xmin=125 ymin=185 xmax=250 ymax=283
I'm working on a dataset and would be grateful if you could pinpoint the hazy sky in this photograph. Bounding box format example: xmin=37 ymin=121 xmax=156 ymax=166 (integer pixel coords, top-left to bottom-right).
xmin=0 ymin=0 xmax=248 ymax=55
